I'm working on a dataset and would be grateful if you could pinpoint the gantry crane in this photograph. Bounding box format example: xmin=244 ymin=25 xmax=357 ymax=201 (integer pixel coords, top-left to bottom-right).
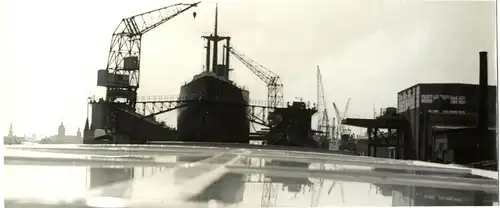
xmin=316 ymin=66 xmax=330 ymax=147
xmin=228 ymin=47 xmax=284 ymax=109
xmin=97 ymin=2 xmax=200 ymax=108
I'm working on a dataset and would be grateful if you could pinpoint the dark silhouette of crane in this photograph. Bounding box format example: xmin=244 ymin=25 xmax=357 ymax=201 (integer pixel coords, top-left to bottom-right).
xmin=228 ymin=47 xmax=284 ymax=109
xmin=97 ymin=2 xmax=200 ymax=108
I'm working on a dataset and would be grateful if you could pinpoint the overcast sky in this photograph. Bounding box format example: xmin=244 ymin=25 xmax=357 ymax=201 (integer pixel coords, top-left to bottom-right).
xmin=0 ymin=0 xmax=496 ymax=137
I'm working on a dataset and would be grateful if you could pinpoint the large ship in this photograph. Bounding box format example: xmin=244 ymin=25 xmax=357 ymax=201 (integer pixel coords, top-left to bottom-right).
xmin=177 ymin=5 xmax=250 ymax=143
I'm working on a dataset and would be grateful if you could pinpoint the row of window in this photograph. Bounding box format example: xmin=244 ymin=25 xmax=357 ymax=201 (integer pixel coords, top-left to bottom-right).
xmin=427 ymin=109 xmax=467 ymax=114
xmin=398 ymin=94 xmax=469 ymax=112
xmin=399 ymin=94 xmax=468 ymax=104
xmin=420 ymin=94 xmax=467 ymax=104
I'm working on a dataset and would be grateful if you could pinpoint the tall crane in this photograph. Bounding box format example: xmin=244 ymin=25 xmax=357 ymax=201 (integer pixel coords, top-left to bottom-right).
xmin=228 ymin=47 xmax=284 ymax=108
xmin=316 ymin=66 xmax=330 ymax=145
xmin=98 ymin=2 xmax=200 ymax=108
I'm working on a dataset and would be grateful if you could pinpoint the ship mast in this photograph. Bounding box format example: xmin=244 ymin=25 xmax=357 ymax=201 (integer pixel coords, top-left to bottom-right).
xmin=212 ymin=4 xmax=219 ymax=71
xmin=202 ymin=4 xmax=231 ymax=79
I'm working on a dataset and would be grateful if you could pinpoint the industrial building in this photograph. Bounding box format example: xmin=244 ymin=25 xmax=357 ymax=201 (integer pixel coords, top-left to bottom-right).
xmin=342 ymin=51 xmax=497 ymax=169
xmin=397 ymin=83 xmax=497 ymax=164
xmin=396 ymin=51 xmax=496 ymax=166
xmin=355 ymin=133 xmax=397 ymax=158
xmin=344 ymin=84 xmax=497 ymax=167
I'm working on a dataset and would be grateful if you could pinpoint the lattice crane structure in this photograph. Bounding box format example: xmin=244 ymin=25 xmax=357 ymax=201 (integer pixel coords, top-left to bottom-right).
xmin=228 ymin=47 xmax=284 ymax=109
xmin=97 ymin=2 xmax=200 ymax=108
xmin=316 ymin=66 xmax=331 ymax=146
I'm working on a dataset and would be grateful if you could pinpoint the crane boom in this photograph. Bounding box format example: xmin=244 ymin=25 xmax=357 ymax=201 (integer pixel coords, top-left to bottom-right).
xmin=332 ymin=101 xmax=342 ymax=139
xmin=332 ymin=102 xmax=342 ymax=123
xmin=332 ymin=98 xmax=351 ymax=138
xmin=317 ymin=66 xmax=330 ymax=140
xmin=101 ymin=2 xmax=200 ymax=108
xmin=122 ymin=2 xmax=200 ymax=36
xmin=342 ymin=97 xmax=351 ymax=119
xmin=228 ymin=47 xmax=284 ymax=108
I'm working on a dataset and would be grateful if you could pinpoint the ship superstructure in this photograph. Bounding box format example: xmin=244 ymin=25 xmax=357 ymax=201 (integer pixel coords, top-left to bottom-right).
xmin=177 ymin=5 xmax=250 ymax=143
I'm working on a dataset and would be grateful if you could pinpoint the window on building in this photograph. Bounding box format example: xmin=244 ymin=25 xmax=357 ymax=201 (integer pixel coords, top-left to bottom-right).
xmin=458 ymin=96 xmax=466 ymax=104
xmin=450 ymin=96 xmax=458 ymax=104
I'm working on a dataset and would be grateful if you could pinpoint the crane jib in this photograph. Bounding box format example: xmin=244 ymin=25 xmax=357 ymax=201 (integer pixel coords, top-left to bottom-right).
xmin=227 ymin=47 xmax=284 ymax=108
xmin=101 ymin=2 xmax=201 ymax=108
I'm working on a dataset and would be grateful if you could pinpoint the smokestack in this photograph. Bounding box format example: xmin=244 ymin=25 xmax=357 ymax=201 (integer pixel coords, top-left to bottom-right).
xmin=478 ymin=51 xmax=488 ymax=134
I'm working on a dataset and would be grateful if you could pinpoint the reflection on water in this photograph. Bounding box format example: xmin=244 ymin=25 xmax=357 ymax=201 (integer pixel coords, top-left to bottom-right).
xmin=265 ymin=160 xmax=312 ymax=193
xmin=383 ymin=184 xmax=498 ymax=206
xmin=81 ymin=162 xmax=498 ymax=207
xmin=87 ymin=167 xmax=134 ymax=198
xmin=176 ymin=155 xmax=246 ymax=204
xmin=260 ymin=160 xmax=313 ymax=207
xmin=190 ymin=172 xmax=245 ymax=203
xmin=4 ymin=152 xmax=498 ymax=207
xmin=370 ymin=168 xmax=499 ymax=206
xmin=84 ymin=155 xmax=248 ymax=205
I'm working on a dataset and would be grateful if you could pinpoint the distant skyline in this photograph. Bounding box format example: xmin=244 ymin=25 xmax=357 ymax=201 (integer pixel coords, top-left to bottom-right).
xmin=4 ymin=122 xmax=81 ymax=139
xmin=1 ymin=0 xmax=497 ymax=136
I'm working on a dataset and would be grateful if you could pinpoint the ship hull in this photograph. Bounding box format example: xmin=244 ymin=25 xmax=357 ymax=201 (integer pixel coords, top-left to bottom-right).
xmin=177 ymin=73 xmax=250 ymax=143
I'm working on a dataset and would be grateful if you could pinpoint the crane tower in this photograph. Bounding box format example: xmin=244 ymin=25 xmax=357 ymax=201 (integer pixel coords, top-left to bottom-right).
xmin=97 ymin=2 xmax=200 ymax=108
xmin=317 ymin=66 xmax=330 ymax=146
